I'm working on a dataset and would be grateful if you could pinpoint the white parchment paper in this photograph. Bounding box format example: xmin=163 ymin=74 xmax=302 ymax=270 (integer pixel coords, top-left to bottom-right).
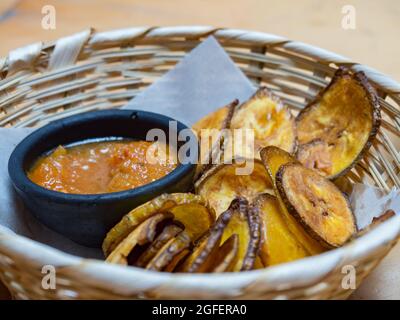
xmin=0 ymin=36 xmax=398 ymax=259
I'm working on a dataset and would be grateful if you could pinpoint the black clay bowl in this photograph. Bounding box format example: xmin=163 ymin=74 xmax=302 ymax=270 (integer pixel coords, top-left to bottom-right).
xmin=8 ymin=110 xmax=197 ymax=247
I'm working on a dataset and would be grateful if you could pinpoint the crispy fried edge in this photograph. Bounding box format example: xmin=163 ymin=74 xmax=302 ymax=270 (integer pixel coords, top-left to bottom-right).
xmin=231 ymin=86 xmax=297 ymax=154
xmin=194 ymin=100 xmax=238 ymax=180
xmin=103 ymin=193 xmax=215 ymax=257
xmin=296 ymin=67 xmax=381 ymax=179
xmin=135 ymin=223 xmax=184 ymax=267
xmin=106 ymin=213 xmax=173 ymax=264
xmin=146 ymin=232 xmax=192 ymax=271
xmin=194 ymin=158 xmax=269 ymax=193
xmin=179 ymin=201 xmax=236 ymax=273
xmin=211 ymin=234 xmax=239 ymax=273
xmin=275 ymin=162 xmax=357 ymax=248
xmin=241 ymin=202 xmax=262 ymax=271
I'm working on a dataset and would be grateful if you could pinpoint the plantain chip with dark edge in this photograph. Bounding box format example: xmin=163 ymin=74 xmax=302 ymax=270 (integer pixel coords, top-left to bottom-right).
xmin=260 ymin=146 xmax=325 ymax=254
xmin=276 ymin=163 xmax=357 ymax=248
xmin=192 ymin=100 xmax=237 ymax=178
xmin=178 ymin=202 xmax=233 ymax=273
xmin=106 ymin=213 xmax=173 ymax=265
xmin=164 ymin=248 xmax=191 ymax=273
xmin=146 ymin=231 xmax=192 ymax=271
xmin=135 ymin=223 xmax=184 ymax=268
xmin=296 ymin=67 xmax=380 ymax=179
xmin=253 ymin=193 xmax=308 ymax=266
xmin=179 ymin=197 xmax=261 ymax=272
xmin=226 ymin=87 xmax=297 ymax=159
xmin=192 ymin=100 xmax=237 ymax=136
xmin=296 ymin=139 xmax=332 ymax=176
xmin=220 ymin=197 xmax=262 ymax=271
xmin=210 ymin=234 xmax=239 ymax=273
xmin=195 ymin=159 xmax=273 ymax=217
xmin=103 ymin=193 xmax=215 ymax=257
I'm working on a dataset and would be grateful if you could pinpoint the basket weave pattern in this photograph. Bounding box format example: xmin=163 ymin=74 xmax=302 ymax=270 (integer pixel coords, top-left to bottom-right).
xmin=0 ymin=26 xmax=400 ymax=299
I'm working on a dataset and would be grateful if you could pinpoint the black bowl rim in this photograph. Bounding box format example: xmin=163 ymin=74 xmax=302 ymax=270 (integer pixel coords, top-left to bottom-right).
xmin=8 ymin=109 xmax=197 ymax=204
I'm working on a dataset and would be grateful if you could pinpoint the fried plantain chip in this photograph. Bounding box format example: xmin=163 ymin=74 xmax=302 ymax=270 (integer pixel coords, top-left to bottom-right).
xmin=192 ymin=101 xmax=236 ymax=135
xmin=195 ymin=159 xmax=273 ymax=217
xmin=146 ymin=231 xmax=192 ymax=271
xmin=178 ymin=202 xmax=234 ymax=273
xmin=220 ymin=197 xmax=262 ymax=271
xmin=276 ymin=163 xmax=357 ymax=248
xmin=181 ymin=197 xmax=261 ymax=272
xmin=254 ymin=194 xmax=308 ymax=266
xmin=296 ymin=139 xmax=332 ymax=176
xmin=135 ymin=223 xmax=184 ymax=267
xmin=260 ymin=146 xmax=325 ymax=254
xmin=164 ymin=249 xmax=190 ymax=273
xmin=253 ymin=256 xmax=265 ymax=269
xmin=103 ymin=193 xmax=215 ymax=257
xmin=106 ymin=213 xmax=173 ymax=265
xmin=260 ymin=146 xmax=297 ymax=186
xmin=211 ymin=234 xmax=239 ymax=273
xmin=193 ymin=100 xmax=237 ymax=178
xmin=333 ymin=175 xmax=354 ymax=197
xmin=177 ymin=231 xmax=221 ymax=273
xmin=296 ymin=67 xmax=380 ymax=179
xmin=226 ymin=87 xmax=296 ymax=159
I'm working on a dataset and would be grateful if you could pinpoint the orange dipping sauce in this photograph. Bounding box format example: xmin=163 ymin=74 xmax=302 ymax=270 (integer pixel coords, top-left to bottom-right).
xmin=28 ymin=140 xmax=177 ymax=194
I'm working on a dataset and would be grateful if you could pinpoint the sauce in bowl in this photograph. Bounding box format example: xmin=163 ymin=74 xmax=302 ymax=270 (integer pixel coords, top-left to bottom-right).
xmin=28 ymin=139 xmax=177 ymax=194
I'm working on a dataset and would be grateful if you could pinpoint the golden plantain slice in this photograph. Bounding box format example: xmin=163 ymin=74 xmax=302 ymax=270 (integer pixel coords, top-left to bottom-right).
xmin=178 ymin=202 xmax=234 ymax=273
xmin=211 ymin=234 xmax=239 ymax=273
xmin=181 ymin=197 xmax=261 ymax=272
xmin=296 ymin=139 xmax=332 ymax=176
xmin=333 ymin=175 xmax=354 ymax=197
xmin=296 ymin=67 xmax=380 ymax=179
xmin=253 ymin=256 xmax=265 ymax=269
xmin=276 ymin=163 xmax=357 ymax=248
xmin=146 ymin=231 xmax=192 ymax=271
xmin=220 ymin=197 xmax=262 ymax=272
xmin=192 ymin=101 xmax=237 ymax=135
xmin=164 ymin=249 xmax=191 ymax=273
xmin=106 ymin=213 xmax=173 ymax=265
xmin=177 ymin=232 xmax=221 ymax=273
xmin=260 ymin=146 xmax=297 ymax=186
xmin=260 ymin=146 xmax=325 ymax=255
xmin=254 ymin=194 xmax=308 ymax=266
xmin=135 ymin=223 xmax=184 ymax=268
xmin=103 ymin=193 xmax=215 ymax=257
xmin=195 ymin=159 xmax=273 ymax=217
xmin=193 ymin=100 xmax=237 ymax=178
xmin=226 ymin=87 xmax=296 ymax=159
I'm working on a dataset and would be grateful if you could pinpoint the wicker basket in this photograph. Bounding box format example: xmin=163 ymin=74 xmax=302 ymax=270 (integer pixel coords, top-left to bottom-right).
xmin=1 ymin=26 xmax=400 ymax=300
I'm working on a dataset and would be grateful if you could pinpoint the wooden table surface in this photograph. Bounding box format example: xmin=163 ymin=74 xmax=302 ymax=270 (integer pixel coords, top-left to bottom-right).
xmin=0 ymin=0 xmax=399 ymax=300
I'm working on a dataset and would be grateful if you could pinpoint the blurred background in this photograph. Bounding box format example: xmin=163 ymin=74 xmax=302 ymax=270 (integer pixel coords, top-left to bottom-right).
xmin=0 ymin=0 xmax=399 ymax=300
xmin=0 ymin=0 xmax=399 ymax=82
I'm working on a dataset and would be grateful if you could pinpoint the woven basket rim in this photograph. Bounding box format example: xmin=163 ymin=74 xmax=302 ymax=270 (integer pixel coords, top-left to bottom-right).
xmin=1 ymin=214 xmax=399 ymax=293
xmin=1 ymin=27 xmax=400 ymax=298
xmin=2 ymin=26 xmax=400 ymax=92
